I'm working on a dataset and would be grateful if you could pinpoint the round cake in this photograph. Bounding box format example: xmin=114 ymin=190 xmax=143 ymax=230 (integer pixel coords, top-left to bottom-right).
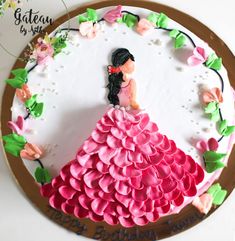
xmin=2 ymin=3 xmax=235 ymax=240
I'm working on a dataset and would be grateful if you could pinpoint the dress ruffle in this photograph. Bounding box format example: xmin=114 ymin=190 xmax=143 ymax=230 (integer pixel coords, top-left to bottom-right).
xmin=41 ymin=107 xmax=204 ymax=227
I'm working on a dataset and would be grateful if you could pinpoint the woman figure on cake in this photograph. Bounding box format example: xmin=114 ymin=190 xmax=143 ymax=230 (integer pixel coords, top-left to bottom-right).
xmin=41 ymin=48 xmax=204 ymax=227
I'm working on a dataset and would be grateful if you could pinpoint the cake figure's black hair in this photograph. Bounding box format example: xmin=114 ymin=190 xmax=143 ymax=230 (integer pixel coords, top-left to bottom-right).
xmin=107 ymin=48 xmax=135 ymax=106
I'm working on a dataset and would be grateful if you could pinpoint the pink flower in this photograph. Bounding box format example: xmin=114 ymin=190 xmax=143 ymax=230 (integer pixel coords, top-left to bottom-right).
xmin=20 ymin=143 xmax=44 ymax=161
xmin=79 ymin=21 xmax=100 ymax=39
xmin=192 ymin=193 xmax=213 ymax=214
xmin=15 ymin=84 xmax=32 ymax=103
xmin=103 ymin=5 xmax=122 ymax=23
xmin=202 ymin=87 xmax=223 ymax=104
xmin=33 ymin=38 xmax=54 ymax=65
xmin=136 ymin=18 xmax=155 ymax=36
xmin=187 ymin=47 xmax=208 ymax=66
xmin=196 ymin=138 xmax=219 ymax=153
xmin=8 ymin=115 xmax=26 ymax=135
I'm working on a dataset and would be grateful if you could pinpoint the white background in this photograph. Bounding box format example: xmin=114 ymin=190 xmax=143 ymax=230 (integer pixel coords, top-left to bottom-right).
xmin=0 ymin=0 xmax=235 ymax=241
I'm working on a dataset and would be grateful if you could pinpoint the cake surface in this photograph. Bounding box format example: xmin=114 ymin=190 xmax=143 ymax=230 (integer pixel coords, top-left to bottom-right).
xmin=5 ymin=5 xmax=235 ymax=230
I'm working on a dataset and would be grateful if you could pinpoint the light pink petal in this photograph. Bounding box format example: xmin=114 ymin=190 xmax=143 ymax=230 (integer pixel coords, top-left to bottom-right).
xmin=106 ymin=134 xmax=121 ymax=149
xmin=111 ymin=127 xmax=124 ymax=139
xmin=142 ymin=167 xmax=159 ymax=186
xmin=113 ymin=149 xmax=131 ymax=167
xmin=122 ymin=137 xmax=135 ymax=151
xmin=123 ymin=165 xmax=142 ymax=177
xmin=118 ymin=216 xmax=135 ymax=228
xmin=187 ymin=56 xmax=204 ymax=66
xmin=98 ymin=146 xmax=117 ymax=164
xmin=69 ymin=177 xmax=81 ymax=191
xmin=78 ymin=194 xmax=91 ymax=210
xmin=155 ymin=161 xmax=171 ymax=179
xmin=96 ymin=161 xmax=109 ymax=174
xmin=116 ymin=205 xmax=130 ymax=217
xmin=98 ymin=190 xmax=114 ymax=202
xmin=115 ymin=181 xmax=131 ymax=195
xmin=70 ymin=161 xmax=86 ymax=180
xmin=109 ymin=165 xmax=127 ymax=180
xmin=115 ymin=192 xmax=131 ymax=208
xmin=129 ymin=200 xmax=145 ymax=217
xmin=84 ymin=185 xmax=99 ymax=199
xmin=96 ymin=121 xmax=111 ymax=133
xmin=196 ymin=139 xmax=208 ymax=153
xmin=133 ymin=216 xmax=148 ymax=226
xmin=83 ymin=138 xmax=100 ymax=154
xmin=133 ymin=132 xmax=151 ymax=145
xmin=91 ymin=129 xmax=107 ymax=144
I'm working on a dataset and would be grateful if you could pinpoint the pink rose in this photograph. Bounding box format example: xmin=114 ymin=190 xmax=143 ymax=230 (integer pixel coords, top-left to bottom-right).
xmin=136 ymin=18 xmax=155 ymax=36
xmin=202 ymin=87 xmax=223 ymax=105
xmin=187 ymin=47 xmax=208 ymax=66
xmin=20 ymin=143 xmax=44 ymax=161
xmin=103 ymin=5 xmax=122 ymax=23
xmin=192 ymin=193 xmax=213 ymax=214
xmin=79 ymin=21 xmax=100 ymax=39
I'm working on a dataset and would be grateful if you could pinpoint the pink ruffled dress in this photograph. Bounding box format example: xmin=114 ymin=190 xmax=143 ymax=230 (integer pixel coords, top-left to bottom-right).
xmin=41 ymin=82 xmax=205 ymax=228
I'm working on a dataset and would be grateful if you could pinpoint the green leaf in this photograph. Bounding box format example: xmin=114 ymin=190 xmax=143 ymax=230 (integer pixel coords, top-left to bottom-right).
xmin=207 ymin=183 xmax=221 ymax=197
xmin=224 ymin=126 xmax=235 ymax=136
xmin=204 ymin=102 xmax=218 ymax=114
xmin=122 ymin=14 xmax=138 ymax=28
xmin=147 ymin=12 xmax=159 ymax=25
xmin=175 ymin=34 xmax=186 ymax=49
xmin=169 ymin=29 xmax=179 ymax=38
xmin=25 ymin=94 xmax=44 ymax=118
xmin=87 ymin=8 xmax=98 ymax=22
xmin=218 ymin=120 xmax=228 ymax=135
xmin=5 ymin=68 xmax=28 ymax=88
xmin=213 ymin=190 xmax=227 ymax=205
xmin=205 ymin=53 xmax=222 ymax=70
xmin=116 ymin=17 xmax=123 ymax=23
xmin=203 ymin=151 xmax=226 ymax=173
xmin=207 ymin=183 xmax=227 ymax=205
xmin=34 ymin=167 xmax=52 ymax=183
xmin=210 ymin=109 xmax=220 ymax=122
xmin=157 ymin=13 xmax=169 ymax=28
xmin=218 ymin=119 xmax=235 ymax=136
xmin=52 ymin=37 xmax=67 ymax=56
xmin=78 ymin=15 xmax=88 ymax=23
xmin=2 ymin=134 xmax=26 ymax=157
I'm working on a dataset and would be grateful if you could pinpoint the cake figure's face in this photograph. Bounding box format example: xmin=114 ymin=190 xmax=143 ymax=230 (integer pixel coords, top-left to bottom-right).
xmin=120 ymin=58 xmax=135 ymax=74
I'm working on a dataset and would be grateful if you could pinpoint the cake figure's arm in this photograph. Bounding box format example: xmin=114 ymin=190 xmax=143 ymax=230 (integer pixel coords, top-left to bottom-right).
xmin=130 ymin=79 xmax=140 ymax=110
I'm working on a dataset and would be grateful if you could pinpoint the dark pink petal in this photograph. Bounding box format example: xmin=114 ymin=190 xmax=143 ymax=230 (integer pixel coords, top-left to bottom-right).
xmin=60 ymin=164 xmax=70 ymax=182
xmin=164 ymin=189 xmax=181 ymax=201
xmin=143 ymin=199 xmax=154 ymax=212
xmin=158 ymin=136 xmax=170 ymax=151
xmin=138 ymin=143 xmax=156 ymax=155
xmin=59 ymin=186 xmax=76 ymax=199
xmin=104 ymin=202 xmax=116 ymax=215
xmin=148 ymin=187 xmax=163 ymax=200
xmin=132 ymin=188 xmax=148 ymax=202
xmin=78 ymin=194 xmax=92 ymax=209
xmin=138 ymin=113 xmax=150 ymax=130
xmin=174 ymin=149 xmax=187 ymax=165
xmin=40 ymin=183 xmax=54 ymax=197
xmin=101 ymin=115 xmax=113 ymax=126
xmin=83 ymin=170 xmax=102 ymax=188
xmin=157 ymin=203 xmax=171 ymax=214
xmin=49 ymin=192 xmax=65 ymax=209
xmin=128 ymin=151 xmax=142 ymax=163
xmin=193 ymin=164 xmax=205 ymax=184
xmin=208 ymin=137 xmax=219 ymax=151
xmin=154 ymin=198 xmax=168 ymax=207
xmin=196 ymin=139 xmax=208 ymax=153
xmin=74 ymin=205 xmax=89 ymax=218
xmin=164 ymin=155 xmax=174 ymax=165
xmin=184 ymin=179 xmax=197 ymax=197
xmin=126 ymin=125 xmax=142 ymax=137
xmin=89 ymin=212 xmax=104 ymax=222
xmin=52 ymin=176 xmax=63 ymax=189
xmin=155 ymin=161 xmax=171 ymax=179
xmin=172 ymin=194 xmax=184 ymax=206
xmin=145 ymin=121 xmax=158 ymax=133
xmin=160 ymin=177 xmax=177 ymax=193
xmin=61 ymin=203 xmax=74 ymax=215
xmin=98 ymin=174 xmax=115 ymax=193
xmin=184 ymin=156 xmax=197 ymax=174
xmin=98 ymin=146 xmax=117 ymax=164
xmin=170 ymin=163 xmax=185 ymax=180
xmin=166 ymin=141 xmax=177 ymax=155
xmin=150 ymin=151 xmax=164 ymax=165
xmin=178 ymin=175 xmax=191 ymax=192
xmin=66 ymin=194 xmax=79 ymax=206
xmin=128 ymin=177 xmax=143 ymax=190
xmin=77 ymin=153 xmax=93 ymax=167
xmin=115 ymin=181 xmax=131 ymax=195
xmin=114 ymin=108 xmax=124 ymax=122
xmin=142 ymin=167 xmax=160 ymax=186
xmin=91 ymin=198 xmax=109 ymax=216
